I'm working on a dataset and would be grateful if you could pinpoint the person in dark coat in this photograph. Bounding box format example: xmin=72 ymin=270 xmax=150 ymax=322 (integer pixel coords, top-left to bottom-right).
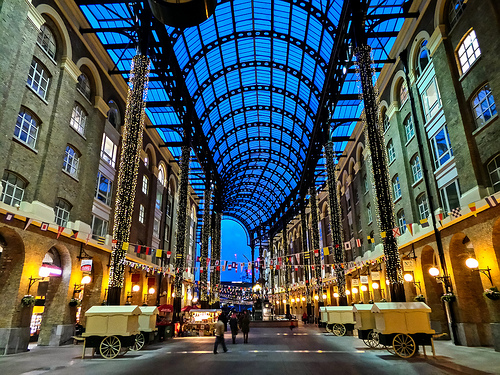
xmin=302 ymin=312 xmax=308 ymax=325
xmin=240 ymin=310 xmax=250 ymax=343
xmin=221 ymin=311 xmax=228 ymax=332
xmin=229 ymin=313 xmax=239 ymax=344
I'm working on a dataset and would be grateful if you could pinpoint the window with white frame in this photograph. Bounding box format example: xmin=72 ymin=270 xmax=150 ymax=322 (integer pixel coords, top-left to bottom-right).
xmin=142 ymin=175 xmax=149 ymax=194
xmin=139 ymin=204 xmax=145 ymax=223
xmin=410 ymin=154 xmax=422 ymax=183
xmin=91 ymin=215 xmax=108 ymax=237
xmin=54 ymin=198 xmax=71 ymax=227
xmin=400 ymin=80 xmax=409 ymax=106
xmin=156 ymin=182 xmax=163 ymax=210
xmin=77 ymin=73 xmax=91 ymax=101
xmin=397 ymin=209 xmax=406 ymax=234
xmin=14 ymin=109 xmax=39 ymax=149
xmin=1 ymin=171 xmax=26 ymax=206
xmin=431 ymin=125 xmax=453 ymax=170
xmin=27 ymin=59 xmax=50 ymax=99
xmin=37 ymin=25 xmax=56 ymax=60
xmin=448 ymin=0 xmax=467 ymax=28
xmin=421 ymin=77 xmax=442 ymax=121
xmin=70 ymin=103 xmax=87 ymax=135
xmin=63 ymin=145 xmax=80 ymax=178
xmin=417 ymin=193 xmax=429 ymax=220
xmin=416 ymin=40 xmax=431 ymax=77
xmin=472 ymin=84 xmax=497 ymax=129
xmin=158 ymin=164 xmax=166 ymax=186
xmin=153 ymin=218 xmax=160 ymax=237
xmin=95 ymin=171 xmax=113 ymax=206
xmin=382 ymin=113 xmax=390 ymax=132
xmin=387 ymin=140 xmax=396 ymax=163
xmin=101 ymin=134 xmax=117 ymax=168
xmin=404 ymin=115 xmax=415 ymax=143
xmin=367 ymin=203 xmax=372 ymax=224
xmin=392 ymin=175 xmax=401 ymax=200
xmin=488 ymin=154 xmax=500 ymax=193
xmin=363 ymin=174 xmax=369 ymax=194
xmin=440 ymin=179 xmax=461 ymax=214
xmin=458 ymin=29 xmax=481 ymax=75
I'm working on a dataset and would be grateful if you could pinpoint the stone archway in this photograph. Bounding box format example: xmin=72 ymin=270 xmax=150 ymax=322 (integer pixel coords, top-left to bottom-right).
xmin=0 ymin=226 xmax=27 ymax=354
xmin=421 ymin=245 xmax=448 ymax=335
xmin=449 ymin=232 xmax=491 ymax=346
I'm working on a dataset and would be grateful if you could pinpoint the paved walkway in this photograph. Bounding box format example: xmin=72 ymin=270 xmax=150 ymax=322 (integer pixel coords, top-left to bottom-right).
xmin=0 ymin=325 xmax=499 ymax=375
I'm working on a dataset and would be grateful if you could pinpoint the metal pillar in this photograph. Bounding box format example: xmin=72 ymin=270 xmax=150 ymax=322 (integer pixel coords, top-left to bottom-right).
xmin=325 ymin=140 xmax=348 ymax=306
xmin=108 ymin=54 xmax=150 ymax=305
xmin=210 ymin=210 xmax=221 ymax=307
xmin=283 ymin=221 xmax=290 ymax=316
xmin=173 ymin=145 xmax=191 ymax=320
xmin=300 ymin=202 xmax=312 ymax=316
xmin=251 ymin=242 xmax=255 ymax=286
xmin=310 ymin=186 xmax=322 ymax=284
xmin=199 ymin=186 xmax=212 ymax=308
xmin=351 ymin=1 xmax=404 ymax=301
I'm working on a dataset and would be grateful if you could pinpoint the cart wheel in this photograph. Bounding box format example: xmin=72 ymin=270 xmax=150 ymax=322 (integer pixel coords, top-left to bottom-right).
xmin=362 ymin=330 xmax=380 ymax=348
xmin=130 ymin=332 xmax=145 ymax=351
xmin=100 ymin=335 xmax=121 ymax=359
xmin=325 ymin=324 xmax=332 ymax=333
xmin=332 ymin=323 xmax=346 ymax=336
xmin=392 ymin=333 xmax=416 ymax=358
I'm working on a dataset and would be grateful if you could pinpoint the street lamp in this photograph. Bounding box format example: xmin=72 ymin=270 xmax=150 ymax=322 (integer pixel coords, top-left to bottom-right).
xmin=466 ymin=258 xmax=493 ymax=285
xmin=360 ymin=285 xmax=367 ymax=292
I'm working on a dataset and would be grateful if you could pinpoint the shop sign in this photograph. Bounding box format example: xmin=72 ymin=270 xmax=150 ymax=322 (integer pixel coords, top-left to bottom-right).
xmin=81 ymin=259 xmax=92 ymax=272
xmin=352 ymin=279 xmax=359 ymax=286
xmin=403 ymin=259 xmax=415 ymax=271
xmin=371 ymin=271 xmax=380 ymax=280
xmin=360 ymin=275 xmax=369 ymax=284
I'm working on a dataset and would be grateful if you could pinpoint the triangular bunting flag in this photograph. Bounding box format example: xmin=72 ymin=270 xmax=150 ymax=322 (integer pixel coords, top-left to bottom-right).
xmin=392 ymin=227 xmax=400 ymax=238
xmin=468 ymin=202 xmax=477 ymax=216
xmin=24 ymin=218 xmax=33 ymax=231
xmin=167 ymin=250 xmax=172 ymax=259
xmin=406 ymin=223 xmax=413 ymax=236
xmin=70 ymin=230 xmax=79 ymax=239
xmin=56 ymin=225 xmax=64 ymax=238
xmin=295 ymin=253 xmax=300 ymax=264
xmin=356 ymin=238 xmax=362 ymax=247
xmin=450 ymin=207 xmax=461 ymax=219
xmin=85 ymin=233 xmax=92 ymax=245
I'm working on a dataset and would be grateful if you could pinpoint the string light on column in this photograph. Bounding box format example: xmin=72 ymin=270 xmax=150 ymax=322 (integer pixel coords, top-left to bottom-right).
xmin=310 ymin=186 xmax=322 ymax=284
xmin=108 ymin=54 xmax=150 ymax=296
xmin=210 ymin=211 xmax=221 ymax=304
xmin=199 ymin=187 xmax=212 ymax=302
xmin=300 ymin=206 xmax=311 ymax=303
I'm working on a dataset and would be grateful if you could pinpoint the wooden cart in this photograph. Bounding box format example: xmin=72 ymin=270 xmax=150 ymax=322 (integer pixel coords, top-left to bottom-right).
xmin=371 ymin=302 xmax=435 ymax=358
xmin=80 ymin=305 xmax=141 ymax=359
xmin=353 ymin=304 xmax=380 ymax=348
xmin=319 ymin=306 xmax=329 ymax=331
xmin=325 ymin=306 xmax=355 ymax=336
xmin=130 ymin=306 xmax=159 ymax=351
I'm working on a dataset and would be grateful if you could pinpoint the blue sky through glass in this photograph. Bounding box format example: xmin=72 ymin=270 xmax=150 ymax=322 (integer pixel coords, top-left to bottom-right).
xmin=220 ymin=219 xmax=255 ymax=282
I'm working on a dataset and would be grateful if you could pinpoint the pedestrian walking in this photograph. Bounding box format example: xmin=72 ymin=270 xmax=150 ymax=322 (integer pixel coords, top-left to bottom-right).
xmin=241 ymin=310 xmax=250 ymax=343
xmin=213 ymin=315 xmax=228 ymax=354
xmin=302 ymin=312 xmax=308 ymax=325
xmin=229 ymin=313 xmax=239 ymax=344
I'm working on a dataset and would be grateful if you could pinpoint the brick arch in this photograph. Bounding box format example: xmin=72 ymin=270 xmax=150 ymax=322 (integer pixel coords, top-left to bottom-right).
xmin=0 ymin=227 xmax=26 ymax=329
xmin=75 ymin=57 xmax=103 ymax=100
xmin=390 ymin=70 xmax=406 ymax=105
xmin=421 ymin=245 xmax=448 ymax=335
xmin=36 ymin=4 xmax=72 ymax=60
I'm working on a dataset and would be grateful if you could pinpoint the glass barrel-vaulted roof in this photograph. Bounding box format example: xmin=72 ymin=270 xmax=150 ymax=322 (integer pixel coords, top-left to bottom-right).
xmin=78 ymin=0 xmax=408 ymax=234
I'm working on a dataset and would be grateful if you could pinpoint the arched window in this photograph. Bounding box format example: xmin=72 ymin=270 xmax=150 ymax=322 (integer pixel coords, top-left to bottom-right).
xmin=381 ymin=111 xmax=390 ymax=132
xmin=15 ymin=109 xmax=39 ymax=149
xmin=417 ymin=193 xmax=429 ymax=220
xmin=54 ymin=198 xmax=71 ymax=227
xmin=107 ymin=100 xmax=121 ymax=128
xmin=399 ymin=80 xmax=408 ymax=106
xmin=404 ymin=115 xmax=414 ymax=143
xmin=387 ymin=139 xmax=396 ymax=163
xmin=77 ymin=73 xmax=91 ymax=101
xmin=392 ymin=175 xmax=401 ymax=200
xmin=70 ymin=103 xmax=87 ymax=135
xmin=63 ymin=145 xmax=80 ymax=178
xmin=487 ymin=154 xmax=500 ymax=193
xmin=448 ymin=0 xmax=467 ymax=29
xmin=410 ymin=154 xmax=422 ymax=183
xmin=158 ymin=164 xmax=166 ymax=186
xmin=1 ymin=171 xmax=27 ymax=206
xmin=397 ymin=209 xmax=406 ymax=234
xmin=416 ymin=40 xmax=430 ymax=77
xmin=37 ymin=25 xmax=57 ymax=60
xmin=471 ymin=84 xmax=497 ymax=129
xmin=457 ymin=29 xmax=481 ymax=75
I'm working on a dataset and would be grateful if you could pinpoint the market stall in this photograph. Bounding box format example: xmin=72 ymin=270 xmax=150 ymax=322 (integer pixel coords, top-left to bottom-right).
xmin=182 ymin=309 xmax=221 ymax=336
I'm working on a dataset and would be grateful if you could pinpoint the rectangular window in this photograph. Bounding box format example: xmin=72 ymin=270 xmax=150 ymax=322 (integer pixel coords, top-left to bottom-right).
xmin=156 ymin=183 xmax=163 ymax=210
xmin=422 ymin=78 xmax=442 ymax=121
xmin=440 ymin=179 xmax=461 ymax=214
xmin=91 ymin=215 xmax=108 ymax=237
xmin=417 ymin=194 xmax=429 ymax=220
xmin=95 ymin=171 xmax=113 ymax=206
xmin=70 ymin=104 xmax=87 ymax=135
xmin=153 ymin=218 xmax=160 ymax=237
xmin=142 ymin=175 xmax=149 ymax=195
xmin=101 ymin=134 xmax=117 ymax=168
xmin=367 ymin=205 xmax=372 ymax=224
xmin=139 ymin=204 xmax=145 ymax=223
xmin=15 ymin=110 xmax=39 ymax=149
xmin=431 ymin=125 xmax=454 ymax=169
xmin=27 ymin=59 xmax=50 ymax=99
xmin=54 ymin=205 xmax=70 ymax=227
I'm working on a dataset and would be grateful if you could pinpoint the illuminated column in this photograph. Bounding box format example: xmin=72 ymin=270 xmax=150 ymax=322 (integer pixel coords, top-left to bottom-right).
xmin=210 ymin=211 xmax=221 ymax=305
xmin=325 ymin=140 xmax=347 ymax=306
xmin=300 ymin=204 xmax=311 ymax=306
xmin=310 ymin=186 xmax=321 ymax=284
xmin=199 ymin=187 xmax=212 ymax=306
xmin=283 ymin=223 xmax=290 ymax=316
xmin=173 ymin=145 xmax=191 ymax=316
xmin=108 ymin=54 xmax=150 ymax=305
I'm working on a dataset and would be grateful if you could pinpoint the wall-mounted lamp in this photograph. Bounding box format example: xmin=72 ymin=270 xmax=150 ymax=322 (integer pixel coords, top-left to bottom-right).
xmin=466 ymin=258 xmax=493 ymax=285
xmin=333 ymin=292 xmax=339 ymax=298
xmin=352 ymin=287 xmax=358 ymax=294
xmin=428 ymin=266 xmax=452 ymax=292
xmin=132 ymin=284 xmax=140 ymax=292
xmin=403 ymin=273 xmax=422 ymax=293
xmin=314 ymin=295 xmax=319 ymax=301
xmin=360 ymin=285 xmax=368 ymax=292
xmin=301 ymin=296 xmax=306 ymax=302
xmin=27 ymin=276 xmax=44 ymax=295
xmin=345 ymin=290 xmax=351 ymax=296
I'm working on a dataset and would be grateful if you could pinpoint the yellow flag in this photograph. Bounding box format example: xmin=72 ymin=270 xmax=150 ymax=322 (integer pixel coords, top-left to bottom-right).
xmin=122 ymin=242 xmax=129 ymax=251
xmin=380 ymin=231 xmax=386 ymax=238
xmin=323 ymin=247 xmax=330 ymax=256
xmin=156 ymin=248 xmax=163 ymax=258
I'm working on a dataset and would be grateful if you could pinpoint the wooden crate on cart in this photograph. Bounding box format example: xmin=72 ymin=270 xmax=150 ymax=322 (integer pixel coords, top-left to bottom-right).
xmin=131 ymin=306 xmax=159 ymax=351
xmin=353 ymin=304 xmax=379 ymax=348
xmin=371 ymin=302 xmax=435 ymax=358
xmin=319 ymin=306 xmax=329 ymax=326
xmin=326 ymin=306 xmax=355 ymax=336
xmin=82 ymin=305 xmax=141 ymax=359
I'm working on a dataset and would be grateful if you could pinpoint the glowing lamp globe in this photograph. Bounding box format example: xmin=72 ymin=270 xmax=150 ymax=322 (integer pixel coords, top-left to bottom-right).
xmin=404 ymin=273 xmax=414 ymax=282
xmin=282 ymin=299 xmax=287 ymax=304
xmin=132 ymin=284 xmax=140 ymax=292
xmin=465 ymin=258 xmax=479 ymax=269
xmin=352 ymin=287 xmax=358 ymax=294
xmin=333 ymin=292 xmax=339 ymax=298
xmin=372 ymin=282 xmax=379 ymax=290
xmin=322 ymin=294 xmax=327 ymax=299
xmin=148 ymin=287 xmax=155 ymax=294
xmin=314 ymin=295 xmax=319 ymax=300
xmin=429 ymin=267 xmax=440 ymax=277
xmin=345 ymin=290 xmax=351 ymax=295
xmin=360 ymin=285 xmax=368 ymax=292
xmin=301 ymin=297 xmax=305 ymax=302
xmin=81 ymin=275 xmax=92 ymax=285
xmin=38 ymin=267 xmax=50 ymax=278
